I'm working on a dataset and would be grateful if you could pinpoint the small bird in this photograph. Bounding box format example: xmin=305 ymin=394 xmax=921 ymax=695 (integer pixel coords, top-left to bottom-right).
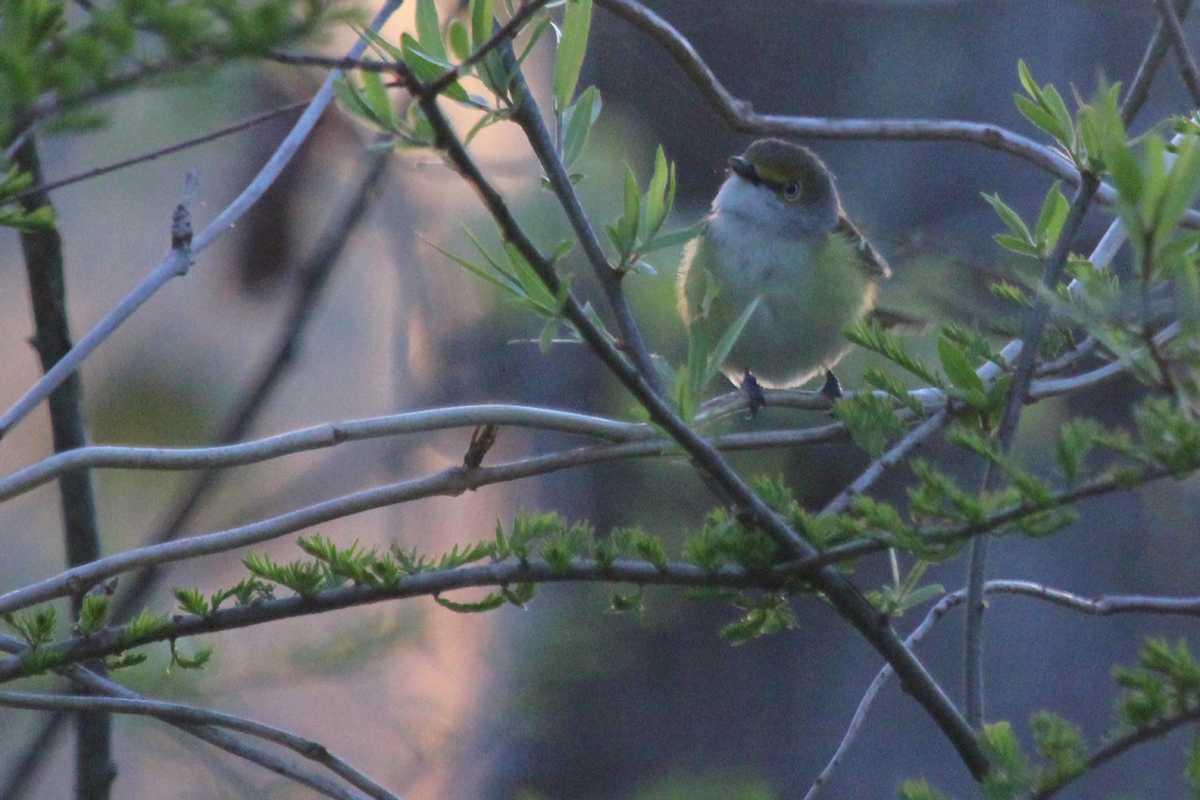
xmin=676 ymin=138 xmax=890 ymax=398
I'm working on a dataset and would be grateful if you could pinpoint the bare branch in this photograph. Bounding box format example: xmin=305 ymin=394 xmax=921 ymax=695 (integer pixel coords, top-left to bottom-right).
xmin=0 ymin=691 xmax=401 ymax=800
xmin=1152 ymin=0 xmax=1200 ymax=108
xmin=804 ymin=579 xmax=1200 ymax=800
xmin=0 ymin=405 xmax=651 ymax=503
xmin=592 ymin=0 xmax=1200 ymax=229
xmin=0 ymin=0 xmax=407 ymax=442
xmin=820 ymin=408 xmax=951 ymax=517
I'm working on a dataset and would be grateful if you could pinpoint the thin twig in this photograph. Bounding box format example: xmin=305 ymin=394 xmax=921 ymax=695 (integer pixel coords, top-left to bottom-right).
xmin=13 ymin=102 xmax=310 ymax=202
xmin=1123 ymin=0 xmax=1196 ymax=123
xmin=802 ymin=578 xmax=1200 ymax=800
xmin=965 ymin=172 xmax=1102 ymax=729
xmin=820 ymin=408 xmax=951 ymax=517
xmin=1152 ymin=0 xmax=1200 ymax=108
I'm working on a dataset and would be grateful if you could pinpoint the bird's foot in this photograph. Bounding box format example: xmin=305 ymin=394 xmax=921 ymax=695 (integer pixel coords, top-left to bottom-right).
xmin=820 ymin=370 xmax=843 ymax=401
xmin=742 ymin=370 xmax=766 ymax=416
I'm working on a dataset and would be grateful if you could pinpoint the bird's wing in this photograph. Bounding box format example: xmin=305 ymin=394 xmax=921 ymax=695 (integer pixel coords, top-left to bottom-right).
xmin=835 ymin=214 xmax=891 ymax=280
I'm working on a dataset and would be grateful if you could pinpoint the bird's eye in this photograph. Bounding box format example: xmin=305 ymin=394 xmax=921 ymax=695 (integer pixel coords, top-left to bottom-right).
xmin=782 ymin=182 xmax=801 ymax=200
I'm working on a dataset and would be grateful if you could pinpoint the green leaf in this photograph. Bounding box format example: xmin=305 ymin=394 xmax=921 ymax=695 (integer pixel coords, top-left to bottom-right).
xmin=361 ymin=70 xmax=395 ymax=127
xmin=560 ymin=85 xmax=601 ymax=168
xmin=401 ymin=34 xmax=470 ymax=103
xmin=1041 ymin=83 xmax=1075 ymax=148
xmin=993 ymin=234 xmax=1041 ymax=257
xmin=832 ymin=392 xmax=907 ymax=458
xmin=1015 ymin=94 xmax=1067 ymax=145
xmin=982 ymin=192 xmax=1032 ymax=244
xmin=423 ymin=235 xmax=520 ymax=296
xmin=644 ymin=145 xmax=671 ymax=237
xmin=471 ymin=0 xmax=494 ymax=48
xmin=1017 ymin=59 xmax=1040 ymax=101
xmin=1034 ymin=181 xmax=1068 ymax=249
xmin=705 ymin=296 xmax=761 ymax=388
xmin=447 ymin=19 xmax=471 ymax=61
xmin=415 ymin=0 xmax=446 ymax=61
xmin=553 ymin=0 xmax=593 ymax=111
xmin=621 ymin=165 xmax=640 ymax=248
xmin=641 ymin=218 xmax=707 ymax=254
xmin=435 ymin=591 xmax=506 ymax=612
xmin=937 ymin=336 xmax=984 ymax=395
xmin=333 ymin=76 xmax=392 ymax=132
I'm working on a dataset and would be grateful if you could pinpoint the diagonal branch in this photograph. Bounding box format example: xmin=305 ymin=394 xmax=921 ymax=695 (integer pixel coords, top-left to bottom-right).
xmin=394 ymin=59 xmax=990 ymax=777
xmin=1151 ymin=0 xmax=1200 ymax=108
xmin=0 ymin=0 xmax=406 ymax=443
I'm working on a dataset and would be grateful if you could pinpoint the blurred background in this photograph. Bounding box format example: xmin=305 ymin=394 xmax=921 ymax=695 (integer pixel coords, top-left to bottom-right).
xmin=2 ymin=1 xmax=1200 ymax=799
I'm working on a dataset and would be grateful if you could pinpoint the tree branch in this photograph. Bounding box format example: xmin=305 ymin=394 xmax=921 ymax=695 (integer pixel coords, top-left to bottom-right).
xmin=13 ymin=135 xmax=112 ymax=800
xmin=0 ymin=0 xmax=406 ymax=442
xmin=359 ymin=58 xmax=993 ymax=777
xmin=0 ymin=690 xmax=401 ymax=800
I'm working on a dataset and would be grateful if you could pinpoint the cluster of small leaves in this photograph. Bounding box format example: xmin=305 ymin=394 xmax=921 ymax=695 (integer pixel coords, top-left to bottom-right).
xmin=833 ymin=390 xmax=908 ymax=458
xmin=335 ymin=0 xmax=550 ymax=148
xmin=604 ymin=146 xmax=706 ymax=275
xmin=427 ymin=227 xmax=577 ymax=352
xmin=168 ymin=639 xmax=213 ymax=671
xmin=865 ymin=556 xmax=942 ymax=618
xmin=718 ymin=591 xmax=797 ymax=646
xmin=0 ymin=164 xmax=55 ymax=231
xmin=904 ymin=714 xmax=1086 ymax=800
xmin=1029 ymin=711 xmax=1088 ymax=793
xmin=3 ymin=606 xmax=57 ymax=650
xmin=174 ymin=577 xmax=278 ymax=617
xmin=984 ymin=181 xmax=1070 ymax=262
xmin=846 ymin=320 xmax=944 ymax=389
xmin=682 ymin=508 xmax=780 ymax=574
xmin=1051 ymin=397 xmax=1200 ymax=493
xmin=241 ymin=534 xmax=494 ymax=598
xmin=1014 ymin=60 xmax=1124 ymax=172
xmin=1113 ymin=637 xmax=1200 ymax=730
xmin=74 ymin=593 xmax=109 ymax=636
xmin=0 ymin=0 xmax=343 ymax=141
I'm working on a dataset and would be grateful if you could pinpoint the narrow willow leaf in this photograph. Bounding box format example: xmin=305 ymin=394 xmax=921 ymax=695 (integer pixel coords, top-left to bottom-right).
xmin=705 ymin=296 xmax=761 ymax=388
xmin=1034 ymin=181 xmax=1068 ymax=249
xmin=553 ymin=0 xmax=593 ymax=111
xmin=642 ymin=219 xmax=707 ymax=253
xmin=982 ymin=192 xmax=1032 ymax=243
xmin=415 ymin=0 xmax=446 ymax=61
xmin=471 ymin=0 xmax=494 ymax=47
xmin=560 ymin=85 xmax=601 ymax=167
xmin=401 ymin=34 xmax=471 ymax=103
xmin=644 ymin=145 xmax=670 ymax=237
xmin=1015 ymin=94 xmax=1067 ymax=145
xmin=447 ymin=19 xmax=471 ymax=61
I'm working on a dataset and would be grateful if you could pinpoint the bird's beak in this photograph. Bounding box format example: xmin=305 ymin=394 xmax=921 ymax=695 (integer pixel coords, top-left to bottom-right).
xmin=728 ymin=155 xmax=760 ymax=184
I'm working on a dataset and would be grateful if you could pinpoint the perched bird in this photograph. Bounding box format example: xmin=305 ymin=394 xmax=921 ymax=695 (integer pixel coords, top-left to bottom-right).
xmin=676 ymin=138 xmax=890 ymax=397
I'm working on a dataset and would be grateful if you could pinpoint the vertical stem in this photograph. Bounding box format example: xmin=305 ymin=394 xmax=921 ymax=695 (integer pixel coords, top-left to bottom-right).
xmin=962 ymin=172 xmax=1102 ymax=729
xmin=13 ymin=137 xmax=114 ymax=800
